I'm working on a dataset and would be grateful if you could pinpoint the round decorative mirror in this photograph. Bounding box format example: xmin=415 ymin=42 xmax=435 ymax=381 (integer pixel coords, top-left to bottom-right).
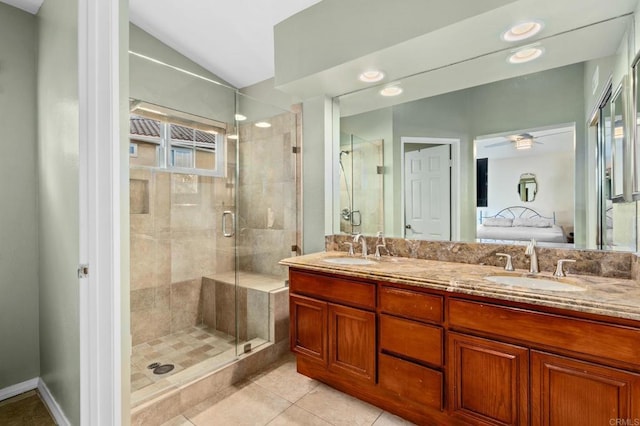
xmin=518 ymin=173 xmax=537 ymax=202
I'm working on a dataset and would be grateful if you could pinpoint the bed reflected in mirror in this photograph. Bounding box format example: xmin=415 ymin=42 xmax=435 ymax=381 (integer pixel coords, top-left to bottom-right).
xmin=475 ymin=124 xmax=574 ymax=246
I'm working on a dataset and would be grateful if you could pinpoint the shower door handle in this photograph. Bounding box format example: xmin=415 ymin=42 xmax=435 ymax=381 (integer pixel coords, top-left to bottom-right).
xmin=222 ymin=211 xmax=235 ymax=237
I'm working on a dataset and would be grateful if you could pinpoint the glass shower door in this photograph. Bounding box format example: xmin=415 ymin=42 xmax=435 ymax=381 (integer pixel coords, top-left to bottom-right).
xmin=233 ymin=93 xmax=300 ymax=356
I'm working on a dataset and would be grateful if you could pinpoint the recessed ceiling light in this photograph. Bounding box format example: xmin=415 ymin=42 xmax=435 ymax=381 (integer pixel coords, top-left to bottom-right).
xmin=502 ymin=21 xmax=543 ymax=42
xmin=380 ymin=86 xmax=403 ymax=97
xmin=227 ymin=134 xmax=238 ymax=140
xmin=508 ymin=46 xmax=544 ymax=64
xmin=359 ymin=70 xmax=385 ymax=83
xmin=234 ymin=114 xmax=247 ymax=121
xmin=255 ymin=121 xmax=271 ymax=128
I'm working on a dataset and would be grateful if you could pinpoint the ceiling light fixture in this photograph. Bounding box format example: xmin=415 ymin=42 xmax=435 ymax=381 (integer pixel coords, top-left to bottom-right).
xmin=255 ymin=121 xmax=271 ymax=128
xmin=227 ymin=134 xmax=239 ymax=140
xmin=380 ymin=86 xmax=403 ymax=97
xmin=359 ymin=70 xmax=385 ymax=83
xmin=234 ymin=114 xmax=247 ymax=121
xmin=508 ymin=46 xmax=544 ymax=64
xmin=502 ymin=21 xmax=543 ymax=42
xmin=515 ymin=138 xmax=533 ymax=150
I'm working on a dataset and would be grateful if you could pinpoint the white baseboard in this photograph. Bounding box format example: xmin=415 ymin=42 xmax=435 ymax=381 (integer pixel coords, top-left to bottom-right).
xmin=38 ymin=379 xmax=71 ymax=426
xmin=0 ymin=377 xmax=39 ymax=401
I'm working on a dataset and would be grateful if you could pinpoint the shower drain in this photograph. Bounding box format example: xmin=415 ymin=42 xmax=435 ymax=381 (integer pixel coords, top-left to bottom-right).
xmin=146 ymin=362 xmax=175 ymax=375
xmin=152 ymin=364 xmax=175 ymax=375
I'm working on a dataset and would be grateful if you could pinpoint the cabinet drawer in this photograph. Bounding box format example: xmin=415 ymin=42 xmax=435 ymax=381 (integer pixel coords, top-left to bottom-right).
xmin=379 ymin=286 xmax=443 ymax=323
xmin=379 ymin=353 xmax=443 ymax=410
xmin=290 ymin=269 xmax=375 ymax=310
xmin=380 ymin=314 xmax=443 ymax=366
xmin=449 ymin=298 xmax=640 ymax=366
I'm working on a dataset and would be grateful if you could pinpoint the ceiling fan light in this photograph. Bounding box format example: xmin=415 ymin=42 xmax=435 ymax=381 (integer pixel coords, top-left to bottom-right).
xmin=614 ymin=126 xmax=624 ymax=139
xmin=515 ymin=138 xmax=533 ymax=149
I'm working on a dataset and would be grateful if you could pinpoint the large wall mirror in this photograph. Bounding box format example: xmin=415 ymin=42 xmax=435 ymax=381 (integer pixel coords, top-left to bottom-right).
xmin=333 ymin=8 xmax=639 ymax=252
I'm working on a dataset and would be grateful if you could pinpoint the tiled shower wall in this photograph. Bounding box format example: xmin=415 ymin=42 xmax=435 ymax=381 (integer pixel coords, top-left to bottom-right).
xmin=130 ymin=166 xmax=235 ymax=346
xmin=237 ymin=110 xmax=300 ymax=279
xmin=130 ymin=107 xmax=301 ymax=346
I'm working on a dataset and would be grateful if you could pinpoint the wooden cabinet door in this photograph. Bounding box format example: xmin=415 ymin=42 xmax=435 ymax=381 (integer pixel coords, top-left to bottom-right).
xmin=448 ymin=332 xmax=529 ymax=426
xmin=328 ymin=303 xmax=376 ymax=384
xmin=531 ymin=351 xmax=640 ymax=426
xmin=290 ymin=294 xmax=327 ymax=364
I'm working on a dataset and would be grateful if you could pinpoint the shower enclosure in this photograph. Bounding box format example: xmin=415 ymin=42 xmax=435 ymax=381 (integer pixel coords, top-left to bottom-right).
xmin=339 ymin=132 xmax=384 ymax=235
xmin=128 ymin=48 xmax=300 ymax=408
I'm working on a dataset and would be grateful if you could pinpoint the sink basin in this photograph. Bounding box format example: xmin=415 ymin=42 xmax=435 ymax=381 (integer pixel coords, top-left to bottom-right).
xmin=323 ymin=257 xmax=377 ymax=266
xmin=485 ymin=275 xmax=586 ymax=292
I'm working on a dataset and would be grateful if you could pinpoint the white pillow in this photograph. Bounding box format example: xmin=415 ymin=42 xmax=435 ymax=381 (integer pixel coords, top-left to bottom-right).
xmin=483 ymin=218 xmax=513 ymax=227
xmin=512 ymin=217 xmax=552 ymax=228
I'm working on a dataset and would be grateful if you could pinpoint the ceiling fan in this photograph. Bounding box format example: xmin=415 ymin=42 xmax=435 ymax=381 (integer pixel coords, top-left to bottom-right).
xmin=484 ymin=129 xmax=572 ymax=149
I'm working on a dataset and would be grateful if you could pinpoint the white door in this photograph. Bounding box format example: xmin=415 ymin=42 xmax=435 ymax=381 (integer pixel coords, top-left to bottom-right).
xmin=404 ymin=145 xmax=451 ymax=240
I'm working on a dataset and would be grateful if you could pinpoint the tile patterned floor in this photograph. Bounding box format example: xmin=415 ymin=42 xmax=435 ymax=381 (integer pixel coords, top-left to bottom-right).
xmin=131 ymin=325 xmax=238 ymax=392
xmin=160 ymin=354 xmax=417 ymax=426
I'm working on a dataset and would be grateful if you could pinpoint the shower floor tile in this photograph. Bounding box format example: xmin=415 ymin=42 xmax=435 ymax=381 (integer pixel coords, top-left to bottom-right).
xmin=131 ymin=325 xmax=236 ymax=393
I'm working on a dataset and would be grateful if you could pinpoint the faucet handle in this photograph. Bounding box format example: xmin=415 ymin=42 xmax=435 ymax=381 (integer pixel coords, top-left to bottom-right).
xmin=374 ymin=244 xmax=389 ymax=259
xmin=496 ymin=253 xmax=514 ymax=271
xmin=554 ymin=259 xmax=576 ymax=277
xmin=343 ymin=242 xmax=354 ymax=256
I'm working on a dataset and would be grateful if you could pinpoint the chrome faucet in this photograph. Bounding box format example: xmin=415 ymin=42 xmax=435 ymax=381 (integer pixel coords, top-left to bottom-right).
xmin=374 ymin=231 xmax=388 ymax=259
xmin=353 ymin=234 xmax=368 ymax=258
xmin=525 ymin=239 xmax=539 ymax=274
xmin=496 ymin=253 xmax=514 ymax=271
xmin=554 ymin=259 xmax=576 ymax=277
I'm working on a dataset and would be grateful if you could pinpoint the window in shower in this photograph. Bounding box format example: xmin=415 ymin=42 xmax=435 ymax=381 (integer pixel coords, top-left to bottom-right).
xmin=129 ymin=100 xmax=227 ymax=176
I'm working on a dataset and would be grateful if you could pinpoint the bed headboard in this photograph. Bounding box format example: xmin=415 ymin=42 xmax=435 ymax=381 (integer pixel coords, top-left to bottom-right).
xmin=480 ymin=206 xmax=556 ymax=224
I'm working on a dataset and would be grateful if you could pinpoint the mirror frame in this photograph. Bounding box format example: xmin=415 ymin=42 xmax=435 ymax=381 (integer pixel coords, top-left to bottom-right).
xmin=610 ymin=77 xmax=631 ymax=202
xmin=632 ymin=53 xmax=640 ymax=200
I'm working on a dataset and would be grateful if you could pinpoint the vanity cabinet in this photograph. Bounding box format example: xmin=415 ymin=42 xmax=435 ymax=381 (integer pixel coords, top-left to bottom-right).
xmin=289 ymin=294 xmax=327 ymax=363
xmin=448 ymin=298 xmax=640 ymax=426
xmin=289 ymin=270 xmax=376 ymax=385
xmin=378 ymin=285 xmax=445 ymax=411
xmin=288 ymin=267 xmax=640 ymax=426
xmin=447 ymin=332 xmax=529 ymax=426
xmin=531 ymin=351 xmax=640 ymax=425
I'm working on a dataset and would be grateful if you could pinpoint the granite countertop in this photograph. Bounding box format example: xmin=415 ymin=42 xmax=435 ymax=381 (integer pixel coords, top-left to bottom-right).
xmin=280 ymin=251 xmax=640 ymax=322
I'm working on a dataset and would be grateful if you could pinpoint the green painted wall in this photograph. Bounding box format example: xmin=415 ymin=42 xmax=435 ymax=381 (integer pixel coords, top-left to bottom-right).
xmin=274 ymin=0 xmax=514 ymax=87
xmin=302 ymin=96 xmax=332 ymax=253
xmin=37 ymin=0 xmax=80 ymax=422
xmin=0 ymin=3 xmax=40 ymax=391
xmin=129 ymin=24 xmax=236 ymax=122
